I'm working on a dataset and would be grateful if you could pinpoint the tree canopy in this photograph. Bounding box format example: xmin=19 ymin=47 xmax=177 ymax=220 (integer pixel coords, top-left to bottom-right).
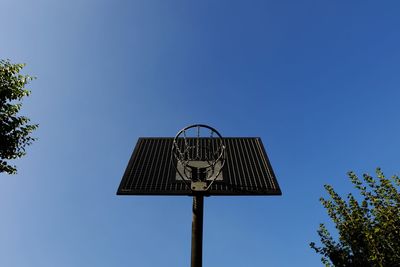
xmin=0 ymin=59 xmax=38 ymax=174
xmin=310 ymin=168 xmax=400 ymax=266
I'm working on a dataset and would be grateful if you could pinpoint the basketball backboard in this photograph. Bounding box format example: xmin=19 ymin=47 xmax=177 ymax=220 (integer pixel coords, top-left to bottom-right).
xmin=117 ymin=134 xmax=281 ymax=196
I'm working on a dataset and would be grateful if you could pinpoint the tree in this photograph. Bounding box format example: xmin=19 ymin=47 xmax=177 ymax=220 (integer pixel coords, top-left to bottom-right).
xmin=310 ymin=168 xmax=400 ymax=267
xmin=0 ymin=59 xmax=38 ymax=174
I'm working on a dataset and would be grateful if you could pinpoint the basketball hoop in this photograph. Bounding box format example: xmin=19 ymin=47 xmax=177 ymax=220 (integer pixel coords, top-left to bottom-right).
xmin=118 ymin=125 xmax=282 ymax=267
xmin=172 ymin=124 xmax=226 ymax=192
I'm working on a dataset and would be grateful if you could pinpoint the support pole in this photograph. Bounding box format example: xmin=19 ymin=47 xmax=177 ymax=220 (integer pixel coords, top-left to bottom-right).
xmin=191 ymin=194 xmax=204 ymax=267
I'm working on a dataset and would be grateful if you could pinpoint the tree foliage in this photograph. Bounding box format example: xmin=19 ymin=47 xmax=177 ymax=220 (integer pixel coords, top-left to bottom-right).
xmin=310 ymin=169 xmax=400 ymax=267
xmin=0 ymin=59 xmax=38 ymax=174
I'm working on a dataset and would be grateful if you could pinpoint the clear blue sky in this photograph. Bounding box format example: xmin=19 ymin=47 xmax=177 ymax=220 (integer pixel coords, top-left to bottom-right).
xmin=1 ymin=0 xmax=400 ymax=266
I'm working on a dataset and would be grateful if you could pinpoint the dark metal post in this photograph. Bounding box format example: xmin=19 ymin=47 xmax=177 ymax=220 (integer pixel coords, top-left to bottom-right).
xmin=191 ymin=194 xmax=204 ymax=267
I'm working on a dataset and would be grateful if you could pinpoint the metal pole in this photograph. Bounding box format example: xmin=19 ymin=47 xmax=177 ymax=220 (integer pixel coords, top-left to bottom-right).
xmin=191 ymin=194 xmax=204 ymax=267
